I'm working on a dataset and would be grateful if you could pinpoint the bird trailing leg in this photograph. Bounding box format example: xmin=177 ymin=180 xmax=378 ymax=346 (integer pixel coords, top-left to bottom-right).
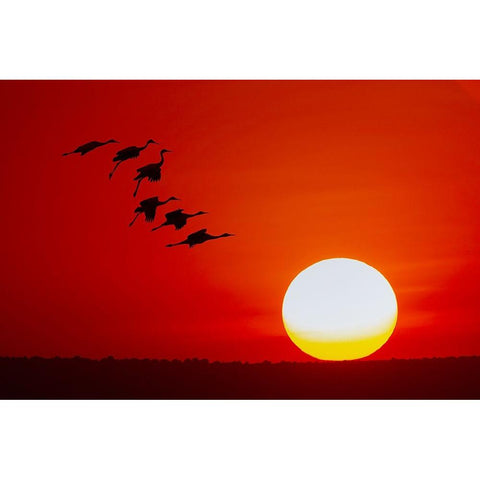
xmin=133 ymin=179 xmax=143 ymax=197
xmin=151 ymin=222 xmax=167 ymax=232
xmin=129 ymin=213 xmax=140 ymax=227
xmin=166 ymin=240 xmax=188 ymax=248
xmin=109 ymin=161 xmax=123 ymax=180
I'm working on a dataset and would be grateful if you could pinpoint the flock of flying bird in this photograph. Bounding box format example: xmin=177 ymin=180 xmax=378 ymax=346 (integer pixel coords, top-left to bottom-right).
xmin=63 ymin=139 xmax=234 ymax=248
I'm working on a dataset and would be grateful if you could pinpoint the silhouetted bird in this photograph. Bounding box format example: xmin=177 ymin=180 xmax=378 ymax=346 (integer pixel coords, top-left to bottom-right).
xmin=152 ymin=209 xmax=208 ymax=231
xmin=129 ymin=196 xmax=180 ymax=227
xmin=109 ymin=139 xmax=158 ymax=179
xmin=132 ymin=149 xmax=171 ymax=197
xmin=166 ymin=229 xmax=234 ymax=248
xmin=63 ymin=139 xmax=118 ymax=156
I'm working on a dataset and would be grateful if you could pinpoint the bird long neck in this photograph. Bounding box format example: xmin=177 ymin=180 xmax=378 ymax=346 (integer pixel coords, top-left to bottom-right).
xmin=158 ymin=152 xmax=165 ymax=166
xmin=205 ymin=234 xmax=222 ymax=240
xmin=141 ymin=141 xmax=151 ymax=151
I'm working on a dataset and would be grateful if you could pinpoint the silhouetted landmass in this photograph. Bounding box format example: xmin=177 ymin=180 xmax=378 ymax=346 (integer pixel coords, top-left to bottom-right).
xmin=0 ymin=356 xmax=479 ymax=399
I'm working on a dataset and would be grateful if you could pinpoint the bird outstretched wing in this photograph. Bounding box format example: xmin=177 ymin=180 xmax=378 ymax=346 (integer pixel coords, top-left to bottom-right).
xmin=135 ymin=163 xmax=161 ymax=181
xmin=117 ymin=146 xmax=137 ymax=156
xmin=114 ymin=146 xmax=139 ymax=161
xmin=188 ymin=229 xmax=207 ymax=239
xmin=143 ymin=204 xmax=157 ymax=222
xmin=165 ymin=209 xmax=184 ymax=220
xmin=140 ymin=197 xmax=158 ymax=209
xmin=133 ymin=165 xmax=151 ymax=182
xmin=147 ymin=168 xmax=161 ymax=182
xmin=64 ymin=141 xmax=101 ymax=155
xmin=72 ymin=141 xmax=102 ymax=154
xmin=173 ymin=218 xmax=187 ymax=230
xmin=82 ymin=141 xmax=101 ymax=150
xmin=136 ymin=163 xmax=153 ymax=174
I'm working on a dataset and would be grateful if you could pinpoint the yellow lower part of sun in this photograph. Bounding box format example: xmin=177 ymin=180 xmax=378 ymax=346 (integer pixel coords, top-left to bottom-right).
xmin=284 ymin=315 xmax=397 ymax=361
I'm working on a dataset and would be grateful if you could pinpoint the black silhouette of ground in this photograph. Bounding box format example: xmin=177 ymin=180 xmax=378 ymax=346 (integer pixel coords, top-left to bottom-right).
xmin=0 ymin=356 xmax=479 ymax=399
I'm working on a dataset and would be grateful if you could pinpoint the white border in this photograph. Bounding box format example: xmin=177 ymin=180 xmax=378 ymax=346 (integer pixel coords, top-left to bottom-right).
xmin=1 ymin=1 xmax=480 ymax=479
xmin=0 ymin=400 xmax=478 ymax=480
xmin=1 ymin=0 xmax=480 ymax=79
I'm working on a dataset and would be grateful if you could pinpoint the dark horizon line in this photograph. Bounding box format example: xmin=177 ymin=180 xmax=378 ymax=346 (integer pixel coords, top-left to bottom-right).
xmin=1 ymin=354 xmax=478 ymax=364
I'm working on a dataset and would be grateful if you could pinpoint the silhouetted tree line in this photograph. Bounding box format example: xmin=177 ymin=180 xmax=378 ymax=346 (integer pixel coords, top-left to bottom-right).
xmin=0 ymin=356 xmax=479 ymax=399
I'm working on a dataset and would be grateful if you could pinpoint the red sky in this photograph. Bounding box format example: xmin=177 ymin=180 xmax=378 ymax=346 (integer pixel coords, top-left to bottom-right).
xmin=1 ymin=80 xmax=480 ymax=362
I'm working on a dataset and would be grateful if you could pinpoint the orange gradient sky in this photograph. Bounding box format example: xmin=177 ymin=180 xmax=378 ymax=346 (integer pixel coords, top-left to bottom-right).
xmin=1 ymin=80 xmax=480 ymax=361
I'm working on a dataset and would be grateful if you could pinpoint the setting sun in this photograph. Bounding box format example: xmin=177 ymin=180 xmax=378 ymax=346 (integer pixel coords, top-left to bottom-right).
xmin=282 ymin=258 xmax=398 ymax=361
